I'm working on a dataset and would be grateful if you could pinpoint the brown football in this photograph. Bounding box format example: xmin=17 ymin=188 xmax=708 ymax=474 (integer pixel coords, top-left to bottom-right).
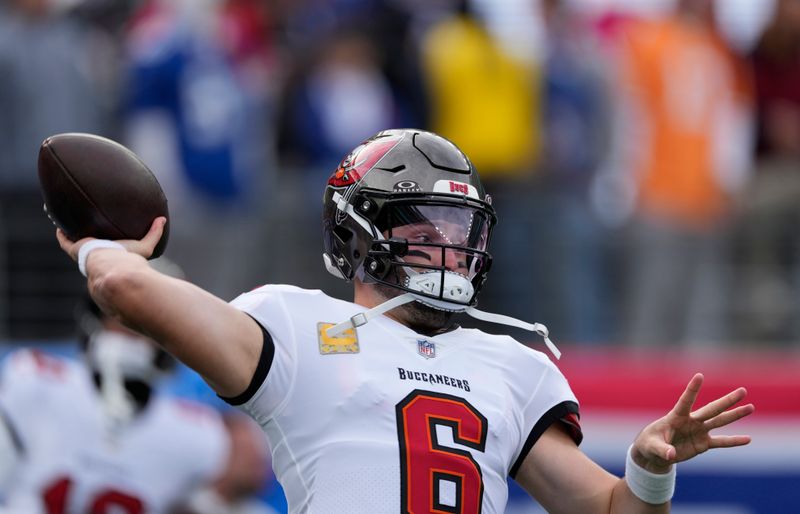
xmin=38 ymin=133 xmax=169 ymax=258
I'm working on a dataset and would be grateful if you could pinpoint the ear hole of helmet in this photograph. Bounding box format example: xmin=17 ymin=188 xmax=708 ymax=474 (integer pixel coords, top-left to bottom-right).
xmin=333 ymin=225 xmax=362 ymax=261
xmin=333 ymin=225 xmax=354 ymax=244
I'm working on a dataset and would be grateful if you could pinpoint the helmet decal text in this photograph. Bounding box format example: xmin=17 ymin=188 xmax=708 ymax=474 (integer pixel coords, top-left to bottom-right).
xmin=433 ymin=180 xmax=479 ymax=199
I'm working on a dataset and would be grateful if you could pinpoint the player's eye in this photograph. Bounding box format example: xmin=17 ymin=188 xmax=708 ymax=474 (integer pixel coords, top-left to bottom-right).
xmin=406 ymin=249 xmax=432 ymax=261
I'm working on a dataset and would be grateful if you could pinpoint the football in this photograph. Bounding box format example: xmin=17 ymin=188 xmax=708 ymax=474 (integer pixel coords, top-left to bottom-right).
xmin=38 ymin=133 xmax=169 ymax=258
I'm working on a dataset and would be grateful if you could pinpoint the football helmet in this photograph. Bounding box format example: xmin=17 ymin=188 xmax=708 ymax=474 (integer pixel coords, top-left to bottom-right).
xmin=322 ymin=129 xmax=496 ymax=310
xmin=323 ymin=129 xmax=562 ymax=359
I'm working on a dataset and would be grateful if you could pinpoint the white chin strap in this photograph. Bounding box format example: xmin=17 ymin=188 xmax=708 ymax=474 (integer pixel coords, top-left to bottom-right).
xmin=326 ymin=271 xmax=561 ymax=359
xmin=463 ymin=308 xmax=561 ymax=359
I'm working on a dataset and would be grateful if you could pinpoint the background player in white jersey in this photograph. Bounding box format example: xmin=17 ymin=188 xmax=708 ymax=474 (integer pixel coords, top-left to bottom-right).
xmin=56 ymin=129 xmax=754 ymax=513
xmin=182 ymin=411 xmax=279 ymax=514
xmin=0 ymin=261 xmax=228 ymax=514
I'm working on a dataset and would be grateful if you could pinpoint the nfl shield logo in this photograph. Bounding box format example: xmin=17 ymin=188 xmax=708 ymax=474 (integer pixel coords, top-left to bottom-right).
xmin=417 ymin=339 xmax=436 ymax=359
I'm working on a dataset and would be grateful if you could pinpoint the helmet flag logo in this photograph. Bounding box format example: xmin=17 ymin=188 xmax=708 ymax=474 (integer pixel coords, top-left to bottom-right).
xmin=327 ymin=136 xmax=403 ymax=188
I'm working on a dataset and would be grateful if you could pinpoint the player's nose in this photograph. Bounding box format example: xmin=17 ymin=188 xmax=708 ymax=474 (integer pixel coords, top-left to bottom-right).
xmin=442 ymin=247 xmax=468 ymax=274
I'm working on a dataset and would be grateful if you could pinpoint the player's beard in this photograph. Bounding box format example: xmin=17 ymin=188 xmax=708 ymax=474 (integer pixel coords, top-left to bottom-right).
xmin=373 ymin=280 xmax=457 ymax=336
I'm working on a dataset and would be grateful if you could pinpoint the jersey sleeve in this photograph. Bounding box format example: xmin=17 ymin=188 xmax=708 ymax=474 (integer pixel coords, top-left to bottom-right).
xmin=223 ymin=286 xmax=297 ymax=424
xmin=508 ymin=352 xmax=582 ymax=478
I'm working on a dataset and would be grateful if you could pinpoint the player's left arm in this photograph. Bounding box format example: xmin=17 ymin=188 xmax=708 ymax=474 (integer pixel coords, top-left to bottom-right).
xmin=514 ymin=373 xmax=754 ymax=513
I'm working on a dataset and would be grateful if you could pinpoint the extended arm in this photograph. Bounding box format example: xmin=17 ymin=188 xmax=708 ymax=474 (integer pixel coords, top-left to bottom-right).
xmin=57 ymin=218 xmax=263 ymax=397
xmin=515 ymin=373 xmax=754 ymax=513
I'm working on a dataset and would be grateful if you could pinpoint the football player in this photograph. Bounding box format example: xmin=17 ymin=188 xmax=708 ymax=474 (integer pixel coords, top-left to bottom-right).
xmin=0 ymin=261 xmax=228 ymax=513
xmin=57 ymin=129 xmax=754 ymax=513
xmin=182 ymin=411 xmax=279 ymax=514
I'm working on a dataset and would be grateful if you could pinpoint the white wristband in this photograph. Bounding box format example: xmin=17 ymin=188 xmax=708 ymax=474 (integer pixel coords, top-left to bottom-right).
xmin=625 ymin=445 xmax=676 ymax=505
xmin=78 ymin=240 xmax=126 ymax=277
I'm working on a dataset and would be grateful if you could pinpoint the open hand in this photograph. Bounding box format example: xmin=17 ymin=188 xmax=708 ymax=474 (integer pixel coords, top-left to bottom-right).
xmin=631 ymin=373 xmax=755 ymax=473
xmin=56 ymin=217 xmax=168 ymax=262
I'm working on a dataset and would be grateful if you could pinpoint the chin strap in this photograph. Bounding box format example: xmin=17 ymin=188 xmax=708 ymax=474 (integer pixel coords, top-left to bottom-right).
xmin=326 ymin=293 xmax=417 ymax=338
xmin=325 ymin=294 xmax=562 ymax=360
xmin=464 ymin=307 xmax=561 ymax=359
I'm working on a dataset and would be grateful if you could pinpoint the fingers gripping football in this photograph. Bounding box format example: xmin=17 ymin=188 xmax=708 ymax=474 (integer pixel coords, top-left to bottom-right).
xmin=57 ymin=217 xmax=168 ymax=262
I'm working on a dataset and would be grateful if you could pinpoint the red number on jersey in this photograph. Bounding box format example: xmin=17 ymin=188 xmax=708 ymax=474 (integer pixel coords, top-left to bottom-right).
xmin=43 ymin=477 xmax=72 ymax=514
xmin=90 ymin=491 xmax=144 ymax=514
xmin=396 ymin=390 xmax=488 ymax=514
xmin=43 ymin=477 xmax=144 ymax=514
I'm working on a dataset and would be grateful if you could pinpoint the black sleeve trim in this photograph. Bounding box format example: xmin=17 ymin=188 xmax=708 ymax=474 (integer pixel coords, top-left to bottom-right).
xmin=219 ymin=315 xmax=275 ymax=406
xmin=509 ymin=400 xmax=581 ymax=479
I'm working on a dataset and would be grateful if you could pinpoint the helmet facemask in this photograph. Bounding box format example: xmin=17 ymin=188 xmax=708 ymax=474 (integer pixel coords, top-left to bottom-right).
xmin=86 ymin=329 xmax=167 ymax=433
xmin=362 ymin=194 xmax=494 ymax=311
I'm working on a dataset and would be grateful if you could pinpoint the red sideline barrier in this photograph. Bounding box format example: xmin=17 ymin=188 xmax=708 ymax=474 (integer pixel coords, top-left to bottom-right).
xmin=555 ymin=347 xmax=800 ymax=415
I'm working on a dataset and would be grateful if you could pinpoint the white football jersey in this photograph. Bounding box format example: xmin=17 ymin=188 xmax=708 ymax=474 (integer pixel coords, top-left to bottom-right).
xmin=229 ymin=285 xmax=581 ymax=514
xmin=0 ymin=349 xmax=228 ymax=514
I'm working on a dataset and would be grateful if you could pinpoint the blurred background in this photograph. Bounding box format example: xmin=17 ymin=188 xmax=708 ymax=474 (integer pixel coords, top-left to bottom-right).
xmin=0 ymin=0 xmax=798 ymax=512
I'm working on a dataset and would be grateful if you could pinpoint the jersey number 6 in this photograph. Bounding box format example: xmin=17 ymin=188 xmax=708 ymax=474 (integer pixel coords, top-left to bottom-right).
xmin=396 ymin=390 xmax=488 ymax=514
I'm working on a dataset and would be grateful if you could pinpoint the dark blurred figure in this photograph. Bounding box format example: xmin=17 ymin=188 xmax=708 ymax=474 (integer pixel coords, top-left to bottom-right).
xmin=123 ymin=0 xmax=276 ymax=301
xmin=277 ymin=30 xmax=397 ymax=174
xmin=615 ymin=0 xmax=754 ymax=347
xmin=276 ymin=0 xmax=428 ymax=170
xmin=537 ymin=0 xmax=615 ymax=344
xmin=0 ymin=0 xmax=111 ymax=338
xmin=735 ymin=0 xmax=800 ymax=342
xmin=273 ymin=20 xmax=399 ymax=295
xmin=184 ymin=412 xmax=279 ymax=514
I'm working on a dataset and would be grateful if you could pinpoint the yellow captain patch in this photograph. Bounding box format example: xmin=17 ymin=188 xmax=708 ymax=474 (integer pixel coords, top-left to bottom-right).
xmin=317 ymin=322 xmax=360 ymax=354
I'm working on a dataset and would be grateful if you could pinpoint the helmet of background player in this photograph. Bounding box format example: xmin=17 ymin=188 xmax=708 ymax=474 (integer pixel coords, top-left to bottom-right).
xmin=322 ymin=129 xmax=496 ymax=311
xmin=75 ymin=258 xmax=181 ymax=428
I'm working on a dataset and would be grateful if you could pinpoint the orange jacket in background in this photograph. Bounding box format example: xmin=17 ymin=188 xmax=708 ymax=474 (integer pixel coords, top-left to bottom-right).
xmin=619 ymin=17 xmax=753 ymax=227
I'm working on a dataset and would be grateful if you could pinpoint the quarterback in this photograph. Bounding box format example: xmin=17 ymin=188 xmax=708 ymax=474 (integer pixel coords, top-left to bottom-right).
xmin=56 ymin=129 xmax=754 ymax=513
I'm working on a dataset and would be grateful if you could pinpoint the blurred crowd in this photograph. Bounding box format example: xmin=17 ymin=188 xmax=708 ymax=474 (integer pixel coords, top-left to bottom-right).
xmin=0 ymin=0 xmax=797 ymax=511
xmin=0 ymin=0 xmax=799 ymax=350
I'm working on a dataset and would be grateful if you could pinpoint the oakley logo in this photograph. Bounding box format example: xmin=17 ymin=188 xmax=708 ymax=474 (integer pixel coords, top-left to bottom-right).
xmin=393 ymin=180 xmax=421 ymax=193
